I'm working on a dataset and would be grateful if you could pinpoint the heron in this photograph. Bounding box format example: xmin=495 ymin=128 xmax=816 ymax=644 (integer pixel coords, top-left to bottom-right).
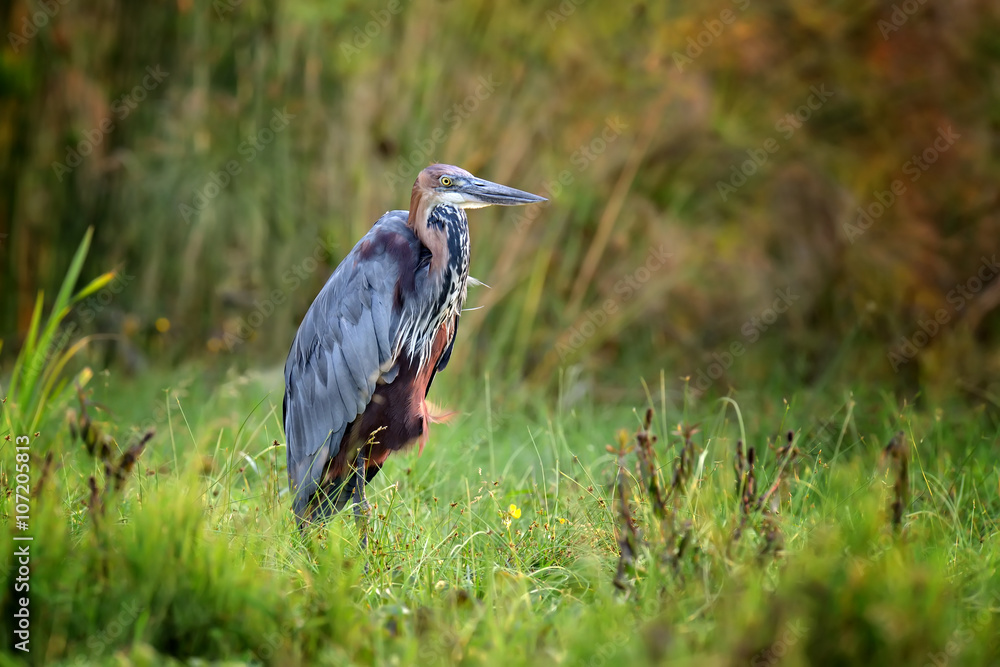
xmin=283 ymin=164 xmax=545 ymax=530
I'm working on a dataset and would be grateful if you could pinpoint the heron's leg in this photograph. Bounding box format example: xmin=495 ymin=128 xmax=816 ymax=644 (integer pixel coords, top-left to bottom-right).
xmin=353 ymin=448 xmax=370 ymax=552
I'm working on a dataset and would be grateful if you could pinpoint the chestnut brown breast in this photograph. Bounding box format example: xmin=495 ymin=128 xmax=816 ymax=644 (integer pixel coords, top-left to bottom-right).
xmin=325 ymin=316 xmax=456 ymax=485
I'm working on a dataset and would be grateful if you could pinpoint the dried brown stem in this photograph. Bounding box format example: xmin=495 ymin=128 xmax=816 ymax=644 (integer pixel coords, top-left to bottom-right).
xmin=882 ymin=431 xmax=909 ymax=530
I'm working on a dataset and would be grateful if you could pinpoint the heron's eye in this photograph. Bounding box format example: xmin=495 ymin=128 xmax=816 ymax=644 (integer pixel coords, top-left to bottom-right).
xmin=440 ymin=176 xmax=452 ymax=187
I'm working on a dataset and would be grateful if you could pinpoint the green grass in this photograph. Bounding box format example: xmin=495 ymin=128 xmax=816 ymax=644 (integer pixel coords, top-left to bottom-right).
xmin=1 ymin=363 xmax=998 ymax=666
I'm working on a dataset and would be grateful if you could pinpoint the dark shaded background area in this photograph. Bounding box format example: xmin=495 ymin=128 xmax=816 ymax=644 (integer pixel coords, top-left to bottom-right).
xmin=2 ymin=0 xmax=999 ymax=400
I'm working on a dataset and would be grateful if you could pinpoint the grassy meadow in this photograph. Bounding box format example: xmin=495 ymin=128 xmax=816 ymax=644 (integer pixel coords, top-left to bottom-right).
xmin=1 ymin=269 xmax=999 ymax=664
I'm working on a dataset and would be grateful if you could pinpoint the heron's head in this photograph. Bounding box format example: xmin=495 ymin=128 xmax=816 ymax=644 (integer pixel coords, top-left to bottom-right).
xmin=412 ymin=164 xmax=546 ymax=211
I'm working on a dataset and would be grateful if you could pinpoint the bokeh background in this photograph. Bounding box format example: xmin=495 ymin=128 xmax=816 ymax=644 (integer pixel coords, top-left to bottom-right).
xmin=3 ymin=0 xmax=1000 ymax=403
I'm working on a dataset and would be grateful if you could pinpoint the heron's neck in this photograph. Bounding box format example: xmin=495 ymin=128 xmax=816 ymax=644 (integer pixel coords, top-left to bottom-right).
xmin=411 ymin=204 xmax=469 ymax=277
xmin=400 ymin=203 xmax=471 ymax=373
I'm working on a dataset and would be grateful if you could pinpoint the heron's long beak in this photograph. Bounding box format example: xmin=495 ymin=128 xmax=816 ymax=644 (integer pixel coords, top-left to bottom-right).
xmin=461 ymin=178 xmax=547 ymax=207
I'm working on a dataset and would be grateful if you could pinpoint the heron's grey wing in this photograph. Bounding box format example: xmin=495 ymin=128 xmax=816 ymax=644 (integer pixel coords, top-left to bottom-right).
xmin=283 ymin=210 xmax=415 ymax=519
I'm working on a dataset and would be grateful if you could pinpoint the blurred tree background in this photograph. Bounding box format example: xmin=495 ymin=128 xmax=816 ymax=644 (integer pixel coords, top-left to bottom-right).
xmin=2 ymin=0 xmax=999 ymax=402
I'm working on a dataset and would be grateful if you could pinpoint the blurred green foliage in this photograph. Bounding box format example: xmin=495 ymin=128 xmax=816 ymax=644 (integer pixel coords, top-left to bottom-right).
xmin=2 ymin=0 xmax=1000 ymax=400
